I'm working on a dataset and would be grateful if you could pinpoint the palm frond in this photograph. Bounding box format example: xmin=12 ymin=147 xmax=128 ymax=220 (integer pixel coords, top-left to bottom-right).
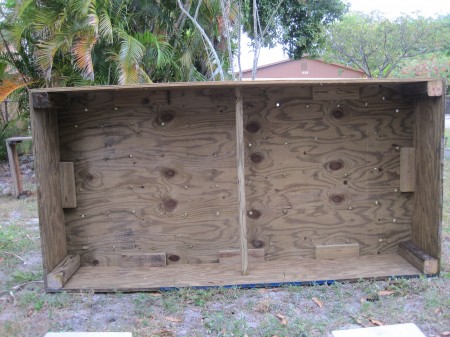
xmin=99 ymin=9 xmax=113 ymax=43
xmin=115 ymin=28 xmax=146 ymax=84
xmin=134 ymin=31 xmax=172 ymax=67
xmin=0 ymin=78 xmax=31 ymax=102
xmin=35 ymin=34 xmax=68 ymax=79
xmin=69 ymin=0 xmax=96 ymax=18
xmin=72 ymin=32 xmax=97 ymax=80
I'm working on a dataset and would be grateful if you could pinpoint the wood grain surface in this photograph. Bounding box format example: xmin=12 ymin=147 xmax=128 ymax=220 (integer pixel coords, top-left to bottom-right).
xmin=62 ymin=253 xmax=420 ymax=291
xmin=315 ymin=243 xmax=360 ymax=260
xmin=400 ymin=148 xmax=415 ymax=192
xmin=47 ymin=254 xmax=80 ymax=289
xmin=235 ymin=87 xmax=249 ymax=274
xmin=32 ymin=80 xmax=443 ymax=288
xmin=59 ymin=162 xmax=77 ymax=208
xmin=32 ymin=104 xmax=67 ymax=276
xmin=398 ymin=241 xmax=438 ymax=275
xmin=242 ymin=85 xmax=414 ymax=261
xmin=59 ymin=88 xmax=239 ymax=266
xmin=412 ymin=93 xmax=444 ymax=258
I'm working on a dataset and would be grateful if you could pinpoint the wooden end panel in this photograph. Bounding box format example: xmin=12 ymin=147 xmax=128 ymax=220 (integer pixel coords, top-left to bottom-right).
xmin=59 ymin=162 xmax=77 ymax=208
xmin=427 ymin=80 xmax=444 ymax=97
xmin=402 ymin=80 xmax=443 ymax=97
xmin=412 ymin=93 xmax=444 ymax=259
xmin=31 ymin=100 xmax=67 ymax=275
xmin=219 ymin=249 xmax=265 ymax=265
xmin=312 ymin=86 xmax=360 ymax=100
xmin=47 ymin=254 xmax=81 ymax=289
xmin=400 ymin=148 xmax=415 ymax=192
xmin=315 ymin=244 xmax=360 ymax=260
xmin=398 ymin=241 xmax=438 ymax=275
xmin=121 ymin=253 xmax=167 ymax=267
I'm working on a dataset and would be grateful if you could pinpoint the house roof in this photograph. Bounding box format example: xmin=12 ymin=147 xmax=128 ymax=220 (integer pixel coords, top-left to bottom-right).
xmin=240 ymin=58 xmax=365 ymax=75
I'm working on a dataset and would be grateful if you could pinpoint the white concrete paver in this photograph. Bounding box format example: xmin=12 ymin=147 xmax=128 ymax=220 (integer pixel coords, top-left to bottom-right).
xmin=332 ymin=323 xmax=425 ymax=337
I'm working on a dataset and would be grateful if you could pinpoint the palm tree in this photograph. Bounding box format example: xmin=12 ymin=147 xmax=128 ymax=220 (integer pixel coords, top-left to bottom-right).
xmin=1 ymin=0 xmax=238 ymax=100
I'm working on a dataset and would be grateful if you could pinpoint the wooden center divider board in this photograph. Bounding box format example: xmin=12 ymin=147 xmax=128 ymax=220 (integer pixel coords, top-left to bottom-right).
xmin=30 ymin=80 xmax=444 ymax=291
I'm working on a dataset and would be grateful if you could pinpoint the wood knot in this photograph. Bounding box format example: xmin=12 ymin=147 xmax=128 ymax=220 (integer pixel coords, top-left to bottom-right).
xmin=247 ymin=209 xmax=261 ymax=219
xmin=331 ymin=108 xmax=345 ymax=119
xmin=331 ymin=194 xmax=345 ymax=204
xmin=162 ymin=168 xmax=177 ymax=179
xmin=168 ymin=254 xmax=180 ymax=262
xmin=250 ymin=152 xmax=264 ymax=163
xmin=159 ymin=110 xmax=175 ymax=123
xmin=162 ymin=198 xmax=178 ymax=211
xmin=245 ymin=121 xmax=261 ymax=133
xmin=91 ymin=259 xmax=99 ymax=266
xmin=252 ymin=239 xmax=265 ymax=248
xmin=328 ymin=160 xmax=343 ymax=171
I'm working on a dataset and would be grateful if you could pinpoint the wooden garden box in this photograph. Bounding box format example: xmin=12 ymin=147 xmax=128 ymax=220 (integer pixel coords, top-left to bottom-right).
xmin=30 ymin=79 xmax=445 ymax=292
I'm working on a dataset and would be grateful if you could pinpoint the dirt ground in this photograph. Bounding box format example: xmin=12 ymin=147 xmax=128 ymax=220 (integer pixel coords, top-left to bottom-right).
xmin=0 ymin=157 xmax=449 ymax=337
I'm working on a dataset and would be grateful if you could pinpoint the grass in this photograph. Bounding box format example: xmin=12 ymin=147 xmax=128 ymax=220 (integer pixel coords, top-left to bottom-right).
xmin=445 ymin=128 xmax=450 ymax=148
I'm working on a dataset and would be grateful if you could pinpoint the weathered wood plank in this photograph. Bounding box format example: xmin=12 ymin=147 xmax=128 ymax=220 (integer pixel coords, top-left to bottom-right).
xmin=60 ymin=162 xmax=77 ymax=208
xmin=120 ymin=252 xmax=166 ymax=267
xmin=31 ymin=101 xmax=67 ymax=277
xmin=400 ymin=148 xmax=415 ymax=192
xmin=312 ymin=86 xmax=360 ymax=100
xmin=6 ymin=136 xmax=32 ymax=144
xmin=62 ymin=254 xmax=421 ymax=291
xmin=235 ymin=87 xmax=249 ymax=275
xmin=219 ymin=249 xmax=264 ymax=265
xmin=398 ymin=241 xmax=438 ymax=274
xmin=6 ymin=142 xmax=22 ymax=197
xmin=47 ymin=254 xmax=81 ymax=289
xmin=412 ymin=92 xmax=444 ymax=260
xmin=6 ymin=137 xmax=32 ymax=197
xmin=315 ymin=243 xmax=360 ymax=260
xmin=31 ymin=79 xmax=433 ymax=96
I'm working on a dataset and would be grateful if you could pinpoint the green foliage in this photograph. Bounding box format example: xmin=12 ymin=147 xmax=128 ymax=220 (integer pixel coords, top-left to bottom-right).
xmin=322 ymin=12 xmax=450 ymax=78
xmin=392 ymin=53 xmax=450 ymax=93
xmin=243 ymin=0 xmax=348 ymax=59
xmin=0 ymin=116 xmax=30 ymax=161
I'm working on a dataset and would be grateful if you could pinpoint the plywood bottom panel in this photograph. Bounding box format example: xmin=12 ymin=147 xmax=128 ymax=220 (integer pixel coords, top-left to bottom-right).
xmin=62 ymin=254 xmax=420 ymax=291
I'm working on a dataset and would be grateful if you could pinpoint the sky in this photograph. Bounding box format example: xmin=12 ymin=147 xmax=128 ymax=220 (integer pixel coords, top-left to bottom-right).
xmin=238 ymin=0 xmax=450 ymax=70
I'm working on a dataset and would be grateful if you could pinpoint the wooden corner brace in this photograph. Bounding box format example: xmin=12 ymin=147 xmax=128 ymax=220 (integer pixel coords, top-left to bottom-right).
xmin=46 ymin=254 xmax=81 ymax=289
xmin=398 ymin=241 xmax=438 ymax=275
